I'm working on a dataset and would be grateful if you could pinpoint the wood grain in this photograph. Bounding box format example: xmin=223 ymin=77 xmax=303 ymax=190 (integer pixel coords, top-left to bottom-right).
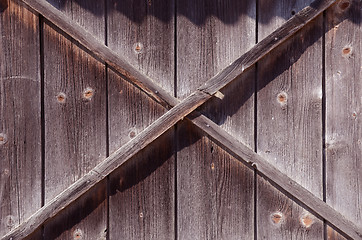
xmin=18 ymin=0 xmax=337 ymax=110
xmin=257 ymin=0 xmax=324 ymax=239
xmin=325 ymin=0 xmax=361 ymax=239
xmin=198 ymin=0 xmax=337 ymax=95
xmin=2 ymin=0 xmax=347 ymax=238
xmin=188 ymin=112 xmax=362 ymax=240
xmin=42 ymin=0 xmax=107 ymax=238
xmin=1 ymin=90 xmax=210 ymax=240
xmin=20 ymin=0 xmax=177 ymax=108
xmin=176 ymin=0 xmax=256 ymax=239
xmin=0 ymin=1 xmax=41 ymax=238
xmin=107 ymin=0 xmax=175 ymax=238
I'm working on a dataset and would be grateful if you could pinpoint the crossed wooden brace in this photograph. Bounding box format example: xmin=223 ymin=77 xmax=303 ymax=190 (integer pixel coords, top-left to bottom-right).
xmin=2 ymin=0 xmax=362 ymax=239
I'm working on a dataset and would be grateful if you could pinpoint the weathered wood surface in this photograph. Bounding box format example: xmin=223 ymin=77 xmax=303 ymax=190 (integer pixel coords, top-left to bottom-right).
xmin=42 ymin=0 xmax=107 ymax=238
xmin=189 ymin=113 xmax=362 ymax=240
xmin=198 ymin=0 xmax=337 ymax=95
xmin=1 ymin=0 xmax=360 ymax=238
xmin=1 ymin=0 xmax=348 ymax=238
xmin=176 ymin=0 xmax=256 ymax=239
xmin=326 ymin=0 xmax=361 ymax=239
xmin=0 ymin=1 xmax=41 ymax=239
xmin=19 ymin=0 xmax=337 ymax=109
xmin=1 ymin=90 xmax=210 ymax=240
xmin=20 ymin=0 xmax=177 ymax=108
xmin=257 ymin=0 xmax=324 ymax=239
xmin=107 ymin=0 xmax=175 ymax=238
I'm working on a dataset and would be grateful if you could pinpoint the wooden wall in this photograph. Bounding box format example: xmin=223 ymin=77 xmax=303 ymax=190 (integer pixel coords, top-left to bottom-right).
xmin=0 ymin=0 xmax=360 ymax=239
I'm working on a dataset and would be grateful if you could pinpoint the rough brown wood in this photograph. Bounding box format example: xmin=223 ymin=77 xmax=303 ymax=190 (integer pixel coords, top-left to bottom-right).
xmin=1 ymin=90 xmax=209 ymax=240
xmin=256 ymin=0 xmax=325 ymax=239
xmin=42 ymin=0 xmax=107 ymax=238
xmin=0 ymin=1 xmax=41 ymax=238
xmin=188 ymin=113 xmax=362 ymax=240
xmin=198 ymin=0 xmax=337 ymax=95
xmin=325 ymin=0 xmax=361 ymax=239
xmin=106 ymin=0 xmax=175 ymax=238
xmin=2 ymin=0 xmax=346 ymax=238
xmin=19 ymin=0 xmax=177 ymax=108
xmin=176 ymin=0 xmax=256 ymax=238
xmin=18 ymin=0 xmax=337 ymax=110
xmin=4 ymin=79 xmax=362 ymax=239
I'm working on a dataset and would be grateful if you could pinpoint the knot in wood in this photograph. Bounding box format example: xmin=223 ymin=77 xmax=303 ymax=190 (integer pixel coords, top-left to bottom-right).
xmin=82 ymin=87 xmax=94 ymax=100
xmin=271 ymin=212 xmax=283 ymax=225
xmin=300 ymin=212 xmax=314 ymax=228
xmin=129 ymin=131 xmax=136 ymax=138
xmin=0 ymin=133 xmax=8 ymax=145
xmin=56 ymin=92 xmax=66 ymax=103
xmin=277 ymin=91 xmax=288 ymax=105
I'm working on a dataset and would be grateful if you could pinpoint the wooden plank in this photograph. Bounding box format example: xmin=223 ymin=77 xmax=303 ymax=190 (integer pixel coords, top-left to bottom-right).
xmin=1 ymin=90 xmax=210 ymax=240
xmin=257 ymin=0 xmax=324 ymax=238
xmin=177 ymin=120 xmax=254 ymax=240
xmin=4 ymin=97 xmax=361 ymax=240
xmin=176 ymin=0 xmax=256 ymax=239
xmin=0 ymin=1 xmax=41 ymax=239
xmin=325 ymin=0 xmax=361 ymax=239
xmin=106 ymin=0 xmax=175 ymax=238
xmin=4 ymin=89 xmax=362 ymax=240
xmin=42 ymin=0 xmax=107 ymax=238
xmin=18 ymin=0 xmax=337 ymax=111
xmin=2 ymin=1 xmax=341 ymax=238
xmin=188 ymin=113 xmax=362 ymax=240
xmin=19 ymin=0 xmax=177 ymax=108
xmin=198 ymin=0 xmax=337 ymax=95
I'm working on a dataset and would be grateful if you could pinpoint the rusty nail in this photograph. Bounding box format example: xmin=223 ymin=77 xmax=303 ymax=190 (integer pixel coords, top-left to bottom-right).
xmin=73 ymin=228 xmax=83 ymax=240
xmin=134 ymin=43 xmax=143 ymax=53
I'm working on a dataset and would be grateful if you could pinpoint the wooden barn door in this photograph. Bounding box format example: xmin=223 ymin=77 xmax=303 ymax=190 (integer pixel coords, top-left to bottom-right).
xmin=0 ymin=0 xmax=361 ymax=239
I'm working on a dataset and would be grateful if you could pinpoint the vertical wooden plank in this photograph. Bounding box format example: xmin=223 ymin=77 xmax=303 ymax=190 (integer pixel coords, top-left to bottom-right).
xmin=257 ymin=0 xmax=324 ymax=239
xmin=107 ymin=0 xmax=175 ymax=238
xmin=325 ymin=1 xmax=361 ymax=239
xmin=177 ymin=1 xmax=256 ymax=239
xmin=0 ymin=1 xmax=41 ymax=238
xmin=43 ymin=0 xmax=107 ymax=239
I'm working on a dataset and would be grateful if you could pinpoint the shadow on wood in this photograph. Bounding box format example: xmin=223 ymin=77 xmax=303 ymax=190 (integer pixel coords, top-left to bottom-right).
xmin=43 ymin=181 xmax=107 ymax=240
xmin=44 ymin=0 xmax=361 ymax=24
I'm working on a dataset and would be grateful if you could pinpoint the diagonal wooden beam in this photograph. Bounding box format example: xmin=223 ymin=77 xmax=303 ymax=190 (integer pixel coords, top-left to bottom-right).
xmin=18 ymin=0 xmax=177 ymax=109
xmin=18 ymin=0 xmax=336 ymax=107
xmin=188 ymin=112 xmax=362 ymax=240
xmin=2 ymin=0 xmax=350 ymax=239
xmin=1 ymin=91 xmax=209 ymax=240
